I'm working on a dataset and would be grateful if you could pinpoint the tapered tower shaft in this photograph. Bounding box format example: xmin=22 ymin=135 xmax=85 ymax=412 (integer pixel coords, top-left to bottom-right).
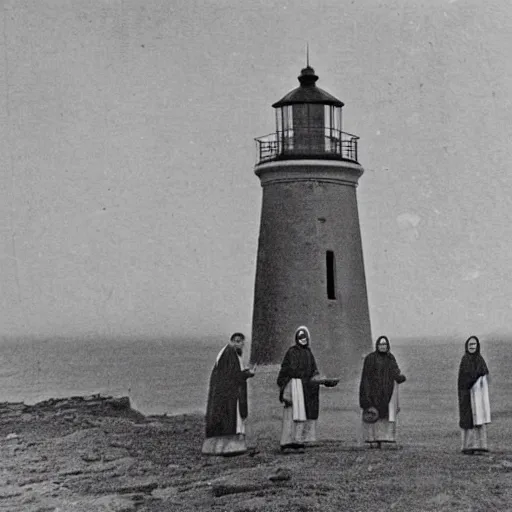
xmin=250 ymin=66 xmax=371 ymax=381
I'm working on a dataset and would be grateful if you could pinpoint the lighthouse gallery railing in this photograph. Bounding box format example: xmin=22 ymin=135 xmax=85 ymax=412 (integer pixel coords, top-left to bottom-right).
xmin=255 ymin=129 xmax=359 ymax=165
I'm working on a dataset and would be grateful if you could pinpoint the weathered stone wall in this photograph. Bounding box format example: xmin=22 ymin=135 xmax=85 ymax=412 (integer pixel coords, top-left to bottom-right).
xmin=251 ymin=160 xmax=372 ymax=381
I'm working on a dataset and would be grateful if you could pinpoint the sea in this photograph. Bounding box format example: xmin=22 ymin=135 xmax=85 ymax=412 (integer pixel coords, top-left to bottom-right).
xmin=0 ymin=337 xmax=225 ymax=416
xmin=0 ymin=336 xmax=511 ymax=418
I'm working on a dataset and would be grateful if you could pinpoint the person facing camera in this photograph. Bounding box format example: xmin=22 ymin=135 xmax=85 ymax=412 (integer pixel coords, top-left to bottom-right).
xmin=277 ymin=325 xmax=338 ymax=454
xmin=359 ymin=335 xmax=406 ymax=448
xmin=458 ymin=335 xmax=491 ymax=455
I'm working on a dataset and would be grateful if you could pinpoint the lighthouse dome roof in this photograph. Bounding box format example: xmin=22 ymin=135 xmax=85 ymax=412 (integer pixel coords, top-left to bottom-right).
xmin=272 ymin=66 xmax=344 ymax=108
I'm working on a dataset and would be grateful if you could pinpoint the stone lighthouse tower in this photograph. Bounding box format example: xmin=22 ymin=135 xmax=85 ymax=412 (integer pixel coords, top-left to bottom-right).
xmin=250 ymin=65 xmax=372 ymax=381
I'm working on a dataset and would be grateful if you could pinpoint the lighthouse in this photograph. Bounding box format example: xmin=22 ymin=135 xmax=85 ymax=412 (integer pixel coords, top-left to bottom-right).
xmin=250 ymin=65 xmax=372 ymax=381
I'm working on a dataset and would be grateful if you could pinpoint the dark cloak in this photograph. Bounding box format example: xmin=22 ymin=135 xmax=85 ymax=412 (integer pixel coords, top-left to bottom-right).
xmin=277 ymin=343 xmax=320 ymax=420
xmin=359 ymin=336 xmax=406 ymax=420
xmin=458 ymin=336 xmax=489 ymax=429
xmin=205 ymin=344 xmax=248 ymax=438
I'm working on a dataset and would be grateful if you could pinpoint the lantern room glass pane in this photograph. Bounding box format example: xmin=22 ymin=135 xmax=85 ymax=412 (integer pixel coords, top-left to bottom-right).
xmin=323 ymin=105 xmax=342 ymax=155
xmin=282 ymin=105 xmax=293 ymax=131
xmin=276 ymin=108 xmax=282 ymax=133
xmin=282 ymin=105 xmax=294 ymax=150
xmin=333 ymin=106 xmax=341 ymax=133
xmin=324 ymin=106 xmax=342 ymax=135
xmin=325 ymin=105 xmax=332 ymax=139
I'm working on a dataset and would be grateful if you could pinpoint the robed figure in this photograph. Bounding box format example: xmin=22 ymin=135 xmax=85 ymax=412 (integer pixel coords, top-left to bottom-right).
xmin=277 ymin=326 xmax=338 ymax=453
xmin=458 ymin=335 xmax=491 ymax=454
xmin=359 ymin=336 xmax=406 ymax=448
xmin=202 ymin=333 xmax=254 ymax=456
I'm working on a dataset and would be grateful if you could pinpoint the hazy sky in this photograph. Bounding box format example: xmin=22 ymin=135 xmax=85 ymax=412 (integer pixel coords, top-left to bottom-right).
xmin=0 ymin=0 xmax=511 ymax=342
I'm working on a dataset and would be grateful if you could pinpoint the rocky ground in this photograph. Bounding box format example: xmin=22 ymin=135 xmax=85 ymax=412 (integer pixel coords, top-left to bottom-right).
xmin=2 ymin=394 xmax=512 ymax=511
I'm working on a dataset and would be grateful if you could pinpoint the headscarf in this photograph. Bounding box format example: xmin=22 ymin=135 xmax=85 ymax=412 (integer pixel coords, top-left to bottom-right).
xmin=277 ymin=325 xmax=320 ymax=419
xmin=459 ymin=336 xmax=489 ymax=388
xmin=464 ymin=335 xmax=481 ymax=355
xmin=359 ymin=335 xmax=405 ymax=418
xmin=295 ymin=325 xmax=311 ymax=347
xmin=375 ymin=335 xmax=390 ymax=354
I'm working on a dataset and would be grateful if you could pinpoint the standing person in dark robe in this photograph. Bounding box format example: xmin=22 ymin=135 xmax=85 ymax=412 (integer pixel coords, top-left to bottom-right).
xmin=359 ymin=335 xmax=406 ymax=448
xmin=202 ymin=332 xmax=255 ymax=456
xmin=458 ymin=335 xmax=491 ymax=454
xmin=277 ymin=326 xmax=337 ymax=453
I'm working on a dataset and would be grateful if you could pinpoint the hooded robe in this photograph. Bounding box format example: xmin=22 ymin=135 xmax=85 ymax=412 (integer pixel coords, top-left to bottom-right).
xmin=458 ymin=336 xmax=489 ymax=430
xmin=359 ymin=336 xmax=406 ymax=420
xmin=205 ymin=344 xmax=248 ymax=438
xmin=277 ymin=326 xmax=320 ymax=420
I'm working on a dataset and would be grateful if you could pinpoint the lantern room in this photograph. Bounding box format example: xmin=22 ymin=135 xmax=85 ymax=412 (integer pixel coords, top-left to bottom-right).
xmin=255 ymin=66 xmax=359 ymax=164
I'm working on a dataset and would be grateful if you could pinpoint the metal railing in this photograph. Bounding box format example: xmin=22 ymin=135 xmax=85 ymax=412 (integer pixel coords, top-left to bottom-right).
xmin=255 ymin=128 xmax=359 ymax=165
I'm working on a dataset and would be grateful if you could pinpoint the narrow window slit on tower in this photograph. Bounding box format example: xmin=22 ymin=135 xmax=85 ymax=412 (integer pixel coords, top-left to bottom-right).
xmin=326 ymin=250 xmax=336 ymax=300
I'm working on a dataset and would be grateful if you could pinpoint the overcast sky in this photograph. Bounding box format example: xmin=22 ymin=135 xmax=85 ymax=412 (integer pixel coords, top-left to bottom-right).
xmin=0 ymin=0 xmax=511 ymax=343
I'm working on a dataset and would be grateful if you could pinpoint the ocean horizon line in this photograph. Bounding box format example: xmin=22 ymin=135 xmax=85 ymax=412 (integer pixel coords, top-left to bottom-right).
xmin=0 ymin=333 xmax=510 ymax=347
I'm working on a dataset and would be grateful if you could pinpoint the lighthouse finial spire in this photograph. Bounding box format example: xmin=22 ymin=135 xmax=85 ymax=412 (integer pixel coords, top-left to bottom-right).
xmin=298 ymin=45 xmax=318 ymax=86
